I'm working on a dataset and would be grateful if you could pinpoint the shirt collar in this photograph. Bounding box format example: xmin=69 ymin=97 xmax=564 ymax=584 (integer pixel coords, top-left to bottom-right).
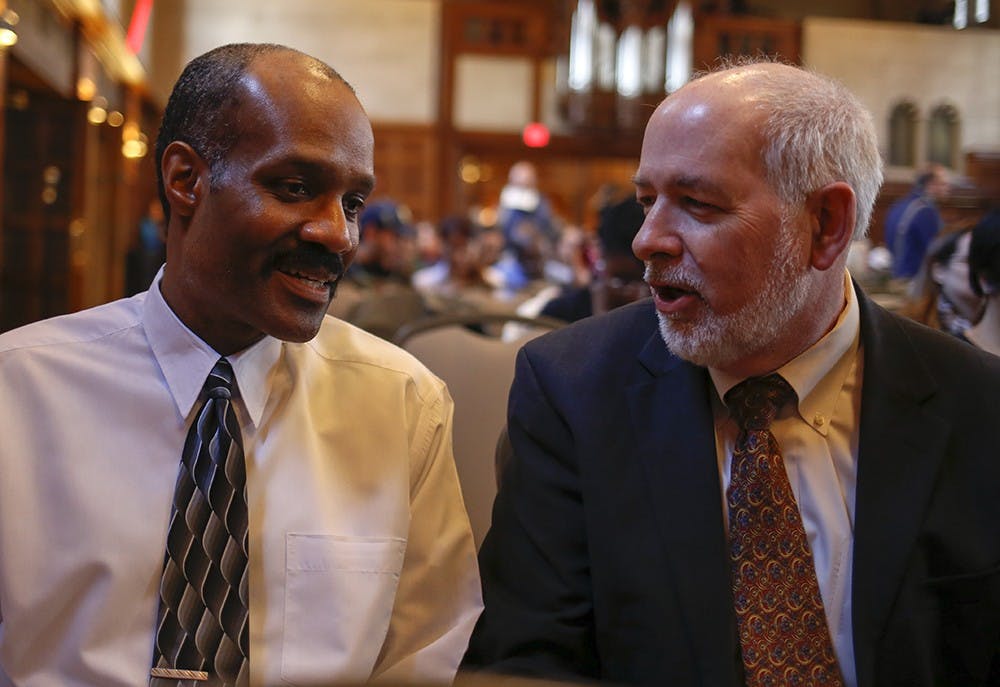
xmin=143 ymin=268 xmax=281 ymax=427
xmin=710 ymin=271 xmax=861 ymax=436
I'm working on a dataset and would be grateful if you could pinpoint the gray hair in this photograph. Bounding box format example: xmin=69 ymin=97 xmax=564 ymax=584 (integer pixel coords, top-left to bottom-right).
xmin=692 ymin=60 xmax=884 ymax=239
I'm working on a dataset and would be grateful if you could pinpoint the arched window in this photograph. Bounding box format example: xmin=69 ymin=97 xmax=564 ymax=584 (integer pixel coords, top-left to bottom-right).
xmin=927 ymin=103 xmax=960 ymax=168
xmin=888 ymin=100 xmax=918 ymax=167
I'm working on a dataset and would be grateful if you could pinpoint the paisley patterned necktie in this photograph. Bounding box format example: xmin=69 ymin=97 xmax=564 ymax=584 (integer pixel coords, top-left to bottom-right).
xmin=152 ymin=359 xmax=249 ymax=686
xmin=725 ymin=374 xmax=843 ymax=687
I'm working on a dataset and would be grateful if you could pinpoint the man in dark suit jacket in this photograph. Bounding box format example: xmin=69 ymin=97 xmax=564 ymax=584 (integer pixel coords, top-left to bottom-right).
xmin=463 ymin=60 xmax=1000 ymax=686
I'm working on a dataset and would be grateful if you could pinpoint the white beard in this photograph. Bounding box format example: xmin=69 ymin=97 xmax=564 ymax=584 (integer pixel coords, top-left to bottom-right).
xmin=652 ymin=219 xmax=813 ymax=370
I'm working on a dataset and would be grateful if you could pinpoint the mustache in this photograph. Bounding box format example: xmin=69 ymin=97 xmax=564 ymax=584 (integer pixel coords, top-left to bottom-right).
xmin=281 ymin=246 xmax=346 ymax=282
xmin=643 ymin=263 xmax=704 ymax=292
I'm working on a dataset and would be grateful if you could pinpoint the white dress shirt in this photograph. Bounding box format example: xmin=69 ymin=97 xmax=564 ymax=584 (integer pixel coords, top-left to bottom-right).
xmin=710 ymin=273 xmax=862 ymax=687
xmin=0 ymin=272 xmax=483 ymax=686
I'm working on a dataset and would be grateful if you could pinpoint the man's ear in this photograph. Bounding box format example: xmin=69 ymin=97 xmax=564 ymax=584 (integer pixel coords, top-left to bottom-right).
xmin=806 ymin=181 xmax=856 ymax=271
xmin=161 ymin=141 xmax=209 ymax=219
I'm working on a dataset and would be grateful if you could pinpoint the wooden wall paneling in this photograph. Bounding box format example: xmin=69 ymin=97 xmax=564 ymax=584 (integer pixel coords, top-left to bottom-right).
xmin=85 ymin=110 xmax=123 ymax=306
xmin=370 ymin=123 xmax=440 ymax=224
xmin=966 ymin=150 xmax=1000 ymax=206
xmin=439 ymin=1 xmax=555 ymax=222
xmin=1 ymin=84 xmax=86 ymax=331
xmin=446 ymin=1 xmax=550 ymax=57
xmin=437 ymin=3 xmax=459 ymax=222
xmin=692 ymin=12 xmax=801 ymax=70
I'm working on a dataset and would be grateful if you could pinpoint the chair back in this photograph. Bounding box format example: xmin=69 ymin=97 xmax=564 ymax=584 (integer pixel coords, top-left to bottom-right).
xmin=395 ymin=313 xmax=563 ymax=547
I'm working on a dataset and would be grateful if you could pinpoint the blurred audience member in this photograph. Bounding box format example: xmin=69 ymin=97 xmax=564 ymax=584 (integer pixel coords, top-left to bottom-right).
xmin=551 ymin=224 xmax=593 ymax=288
xmin=539 ymin=197 xmax=647 ymax=322
xmin=492 ymin=218 xmax=559 ymax=300
xmin=124 ymin=199 xmax=166 ymax=296
xmin=477 ymin=227 xmax=506 ymax=279
xmin=965 ymin=210 xmax=1000 ymax=354
xmin=413 ymin=215 xmax=492 ymax=299
xmin=903 ymin=226 xmax=982 ymax=338
xmin=413 ymin=215 xmax=510 ymax=322
xmin=350 ymin=200 xmax=417 ymax=284
xmin=497 ymin=161 xmax=557 ymax=249
xmin=884 ymin=163 xmax=949 ymax=279
xmin=331 ymin=201 xmax=428 ymax=339
xmin=415 ymin=219 xmax=444 ymax=269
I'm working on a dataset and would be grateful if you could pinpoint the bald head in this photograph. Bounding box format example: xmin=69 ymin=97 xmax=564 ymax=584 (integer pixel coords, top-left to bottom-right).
xmin=658 ymin=61 xmax=883 ymax=239
xmin=508 ymin=161 xmax=539 ymax=188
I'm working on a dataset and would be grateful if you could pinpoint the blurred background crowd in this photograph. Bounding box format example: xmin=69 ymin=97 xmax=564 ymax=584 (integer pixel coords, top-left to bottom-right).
xmin=324 ymin=160 xmax=648 ymax=343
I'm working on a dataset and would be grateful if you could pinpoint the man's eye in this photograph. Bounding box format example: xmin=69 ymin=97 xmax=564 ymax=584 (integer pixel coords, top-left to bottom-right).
xmin=278 ymin=180 xmax=310 ymax=198
xmin=344 ymin=196 xmax=366 ymax=221
xmin=684 ymin=196 xmax=716 ymax=211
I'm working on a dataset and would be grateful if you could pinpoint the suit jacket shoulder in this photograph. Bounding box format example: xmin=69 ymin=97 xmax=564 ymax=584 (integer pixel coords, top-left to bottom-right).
xmin=518 ymin=297 xmax=668 ymax=392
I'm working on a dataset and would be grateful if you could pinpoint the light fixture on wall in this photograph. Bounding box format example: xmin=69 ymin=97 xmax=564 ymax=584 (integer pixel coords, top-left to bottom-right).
xmin=122 ymin=121 xmax=148 ymax=159
xmin=0 ymin=6 xmax=19 ymax=48
xmin=77 ymin=77 xmax=97 ymax=101
xmin=87 ymin=96 xmax=109 ymax=125
xmin=522 ymin=122 xmax=551 ymax=147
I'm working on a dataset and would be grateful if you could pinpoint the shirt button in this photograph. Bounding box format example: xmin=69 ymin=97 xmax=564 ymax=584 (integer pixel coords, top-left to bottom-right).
xmin=813 ymin=413 xmax=826 ymax=427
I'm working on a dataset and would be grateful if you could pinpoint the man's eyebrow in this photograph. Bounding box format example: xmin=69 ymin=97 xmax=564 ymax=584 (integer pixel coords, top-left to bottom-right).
xmin=631 ymin=173 xmax=726 ymax=197
xmin=674 ymin=175 xmax=724 ymax=195
xmin=271 ymin=156 xmax=376 ymax=193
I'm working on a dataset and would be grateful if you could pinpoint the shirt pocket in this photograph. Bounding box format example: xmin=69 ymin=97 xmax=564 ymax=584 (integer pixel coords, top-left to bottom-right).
xmin=280 ymin=533 xmax=407 ymax=685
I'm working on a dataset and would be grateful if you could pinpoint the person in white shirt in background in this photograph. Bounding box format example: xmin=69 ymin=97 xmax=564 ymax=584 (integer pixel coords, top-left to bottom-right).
xmin=0 ymin=42 xmax=481 ymax=687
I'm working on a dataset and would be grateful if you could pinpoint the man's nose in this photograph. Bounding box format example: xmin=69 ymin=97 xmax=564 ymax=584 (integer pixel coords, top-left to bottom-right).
xmin=632 ymin=206 xmax=682 ymax=261
xmin=301 ymin=203 xmax=356 ymax=253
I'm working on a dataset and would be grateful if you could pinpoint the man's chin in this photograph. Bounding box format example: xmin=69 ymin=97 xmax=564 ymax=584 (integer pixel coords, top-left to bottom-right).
xmin=656 ymin=313 xmax=741 ymax=369
xmin=268 ymin=311 xmax=328 ymax=344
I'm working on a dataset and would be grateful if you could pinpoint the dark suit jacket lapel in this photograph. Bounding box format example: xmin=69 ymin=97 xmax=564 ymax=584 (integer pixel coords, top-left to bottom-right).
xmin=627 ymin=331 xmax=741 ymax=686
xmin=852 ymin=287 xmax=950 ymax=687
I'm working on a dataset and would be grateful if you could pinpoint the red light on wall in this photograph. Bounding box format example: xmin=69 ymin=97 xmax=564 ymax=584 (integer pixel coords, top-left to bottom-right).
xmin=126 ymin=0 xmax=154 ymax=55
xmin=522 ymin=122 xmax=550 ymax=148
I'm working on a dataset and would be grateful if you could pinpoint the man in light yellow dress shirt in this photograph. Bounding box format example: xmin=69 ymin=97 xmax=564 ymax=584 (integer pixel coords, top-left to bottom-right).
xmin=0 ymin=43 xmax=482 ymax=686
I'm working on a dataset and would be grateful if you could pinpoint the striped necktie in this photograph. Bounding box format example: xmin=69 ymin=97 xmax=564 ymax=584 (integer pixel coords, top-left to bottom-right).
xmin=152 ymin=359 xmax=249 ymax=686
xmin=725 ymin=374 xmax=843 ymax=687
